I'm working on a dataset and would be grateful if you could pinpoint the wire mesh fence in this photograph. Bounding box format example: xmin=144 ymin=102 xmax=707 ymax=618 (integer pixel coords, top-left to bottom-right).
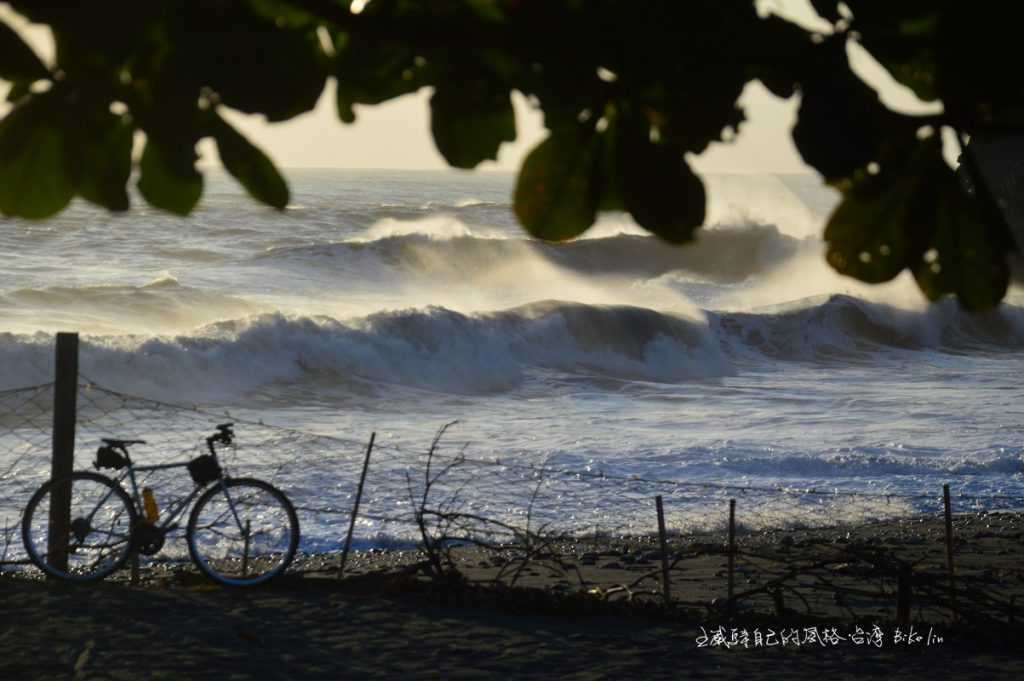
xmin=2 ymin=375 xmax=1023 ymax=626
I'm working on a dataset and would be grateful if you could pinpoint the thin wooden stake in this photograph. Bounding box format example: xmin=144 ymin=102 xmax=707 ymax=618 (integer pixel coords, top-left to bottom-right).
xmin=654 ymin=495 xmax=671 ymax=606
xmin=242 ymin=519 xmax=251 ymax=577
xmin=943 ymin=484 xmax=957 ymax=622
xmin=47 ymin=332 xmax=78 ymax=575
xmin=338 ymin=432 xmax=375 ymax=578
xmin=896 ymin=564 xmax=912 ymax=627
xmin=771 ymin=586 xmax=786 ymax=616
xmin=728 ymin=498 xmax=736 ymax=615
xmin=1 ymin=518 xmax=9 ymax=565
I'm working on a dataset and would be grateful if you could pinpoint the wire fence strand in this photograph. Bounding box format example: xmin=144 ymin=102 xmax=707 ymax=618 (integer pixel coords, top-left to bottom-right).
xmin=2 ymin=378 xmax=1022 ymax=624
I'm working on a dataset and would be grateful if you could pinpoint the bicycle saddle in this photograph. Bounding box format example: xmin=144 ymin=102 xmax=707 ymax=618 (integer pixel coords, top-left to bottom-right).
xmin=101 ymin=438 xmax=147 ymax=447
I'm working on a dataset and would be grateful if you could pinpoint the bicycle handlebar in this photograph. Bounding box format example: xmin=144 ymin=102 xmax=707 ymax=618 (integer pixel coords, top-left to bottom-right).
xmin=206 ymin=423 xmax=235 ymax=453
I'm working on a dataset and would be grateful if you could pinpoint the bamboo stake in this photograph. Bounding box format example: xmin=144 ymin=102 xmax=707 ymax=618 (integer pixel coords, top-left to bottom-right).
xmin=338 ymin=432 xmax=376 ymax=578
xmin=897 ymin=564 xmax=912 ymax=627
xmin=943 ymin=484 xmax=957 ymax=622
xmin=654 ymin=495 xmax=671 ymax=606
xmin=242 ymin=519 xmax=251 ymax=577
xmin=728 ymin=498 xmax=736 ymax=615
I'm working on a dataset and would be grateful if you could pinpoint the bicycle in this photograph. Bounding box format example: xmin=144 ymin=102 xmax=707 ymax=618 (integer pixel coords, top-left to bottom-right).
xmin=21 ymin=423 xmax=300 ymax=586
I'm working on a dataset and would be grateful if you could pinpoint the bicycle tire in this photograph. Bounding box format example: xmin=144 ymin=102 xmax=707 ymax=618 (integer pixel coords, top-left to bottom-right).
xmin=21 ymin=471 xmax=137 ymax=582
xmin=186 ymin=477 xmax=299 ymax=586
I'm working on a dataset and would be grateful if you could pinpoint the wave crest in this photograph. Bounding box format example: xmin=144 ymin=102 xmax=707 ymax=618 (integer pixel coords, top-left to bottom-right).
xmin=0 ymin=302 xmax=731 ymax=398
xmin=716 ymin=294 xmax=1024 ymax=361
xmin=257 ymin=223 xmax=805 ymax=283
xmin=5 ymin=295 xmax=1022 ymax=400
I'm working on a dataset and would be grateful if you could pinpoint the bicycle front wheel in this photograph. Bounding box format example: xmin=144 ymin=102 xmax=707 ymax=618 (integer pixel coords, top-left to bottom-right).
xmin=186 ymin=478 xmax=299 ymax=586
xmin=21 ymin=471 xmax=137 ymax=582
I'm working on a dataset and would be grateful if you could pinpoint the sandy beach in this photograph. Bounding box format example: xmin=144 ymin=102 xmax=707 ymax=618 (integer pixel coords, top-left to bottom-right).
xmin=2 ymin=574 xmax=1022 ymax=681
xmin=3 ymin=511 xmax=1023 ymax=680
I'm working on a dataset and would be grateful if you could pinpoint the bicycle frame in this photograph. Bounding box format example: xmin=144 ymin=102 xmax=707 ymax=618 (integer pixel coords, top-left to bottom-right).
xmin=119 ymin=460 xmax=206 ymax=533
xmin=87 ymin=432 xmax=243 ymax=538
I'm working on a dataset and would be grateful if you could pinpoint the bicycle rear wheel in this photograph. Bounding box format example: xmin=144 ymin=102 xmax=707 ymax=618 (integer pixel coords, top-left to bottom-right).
xmin=186 ymin=477 xmax=299 ymax=586
xmin=21 ymin=471 xmax=137 ymax=582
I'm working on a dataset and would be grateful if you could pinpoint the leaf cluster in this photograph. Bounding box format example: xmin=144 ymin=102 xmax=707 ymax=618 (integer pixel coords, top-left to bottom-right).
xmin=1 ymin=0 xmax=1021 ymax=306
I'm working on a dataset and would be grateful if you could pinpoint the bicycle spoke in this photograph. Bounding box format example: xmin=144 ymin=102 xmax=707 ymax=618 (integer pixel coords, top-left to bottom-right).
xmin=187 ymin=479 xmax=298 ymax=586
xmin=22 ymin=472 xmax=135 ymax=582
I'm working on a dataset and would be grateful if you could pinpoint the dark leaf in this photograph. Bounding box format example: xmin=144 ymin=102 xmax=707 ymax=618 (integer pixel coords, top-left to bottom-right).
xmin=911 ymin=163 xmax=1010 ymax=310
xmin=793 ymin=38 xmax=889 ymax=182
xmin=658 ymin=84 xmax=745 ymax=156
xmin=0 ymin=95 xmax=74 ymax=219
xmin=878 ymin=51 xmax=940 ymax=103
xmin=959 ymin=133 xmax=1024 ymax=253
xmin=336 ymin=101 xmax=356 ymax=125
xmin=175 ymin=7 xmax=327 ymax=122
xmin=618 ymin=117 xmax=705 ymax=244
xmin=70 ymin=113 xmax=133 ymax=212
xmin=6 ymin=80 xmax=30 ymax=103
xmin=212 ymin=114 xmax=289 ymax=210
xmin=45 ymin=4 xmax=159 ymax=80
xmin=931 ymin=2 xmax=1017 ymax=128
xmin=750 ymin=15 xmax=814 ymax=99
xmin=823 ymin=140 xmax=934 ymax=283
xmin=851 ymin=2 xmax=943 ymax=103
xmin=137 ymin=138 xmax=203 ymax=216
xmin=335 ymin=36 xmax=427 ymax=123
xmin=465 ymin=0 xmax=505 ymax=23
xmin=248 ymin=0 xmax=322 ymax=28
xmin=0 ymin=18 xmax=49 ymax=82
xmin=809 ymin=0 xmax=842 ymax=23
xmin=825 ymin=136 xmax=1010 ymax=307
xmin=430 ymin=83 xmax=515 ymax=169
xmin=596 ymin=120 xmax=625 ymax=212
xmin=514 ymin=131 xmax=602 ymax=241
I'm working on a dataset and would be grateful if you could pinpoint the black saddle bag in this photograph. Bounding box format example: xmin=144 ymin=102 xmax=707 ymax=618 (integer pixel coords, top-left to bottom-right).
xmin=187 ymin=455 xmax=222 ymax=486
xmin=94 ymin=446 xmax=128 ymax=470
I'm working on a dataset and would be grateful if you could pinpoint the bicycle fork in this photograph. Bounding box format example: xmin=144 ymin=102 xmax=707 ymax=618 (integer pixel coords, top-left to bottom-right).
xmin=216 ymin=481 xmax=253 ymax=575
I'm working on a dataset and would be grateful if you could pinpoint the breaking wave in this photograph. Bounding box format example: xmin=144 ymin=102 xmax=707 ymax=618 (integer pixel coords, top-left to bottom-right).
xmin=3 ymin=295 xmax=1022 ymax=399
xmin=0 ymin=302 xmax=730 ymax=398
xmin=255 ymin=223 xmax=806 ymax=283
xmin=0 ymin=276 xmax=260 ymax=335
xmin=715 ymin=294 xmax=1024 ymax=361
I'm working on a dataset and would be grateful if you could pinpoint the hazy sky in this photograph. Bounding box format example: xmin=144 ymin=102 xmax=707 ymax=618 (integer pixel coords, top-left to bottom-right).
xmin=1 ymin=0 xmax=938 ymax=173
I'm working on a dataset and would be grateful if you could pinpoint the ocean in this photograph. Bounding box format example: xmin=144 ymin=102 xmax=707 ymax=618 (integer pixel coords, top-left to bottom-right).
xmin=2 ymin=169 xmax=1023 ymax=552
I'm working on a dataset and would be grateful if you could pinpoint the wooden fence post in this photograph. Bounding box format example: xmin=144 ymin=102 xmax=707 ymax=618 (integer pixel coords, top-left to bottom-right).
xmin=47 ymin=332 xmax=78 ymax=574
xmin=943 ymin=484 xmax=957 ymax=621
xmin=654 ymin=495 xmax=671 ymax=606
xmin=338 ymin=432 xmax=375 ymax=578
xmin=728 ymin=498 xmax=736 ymax=615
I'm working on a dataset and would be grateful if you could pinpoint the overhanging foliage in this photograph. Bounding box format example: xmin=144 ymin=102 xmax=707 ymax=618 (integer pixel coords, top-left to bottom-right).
xmin=0 ymin=0 xmax=1020 ymax=308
